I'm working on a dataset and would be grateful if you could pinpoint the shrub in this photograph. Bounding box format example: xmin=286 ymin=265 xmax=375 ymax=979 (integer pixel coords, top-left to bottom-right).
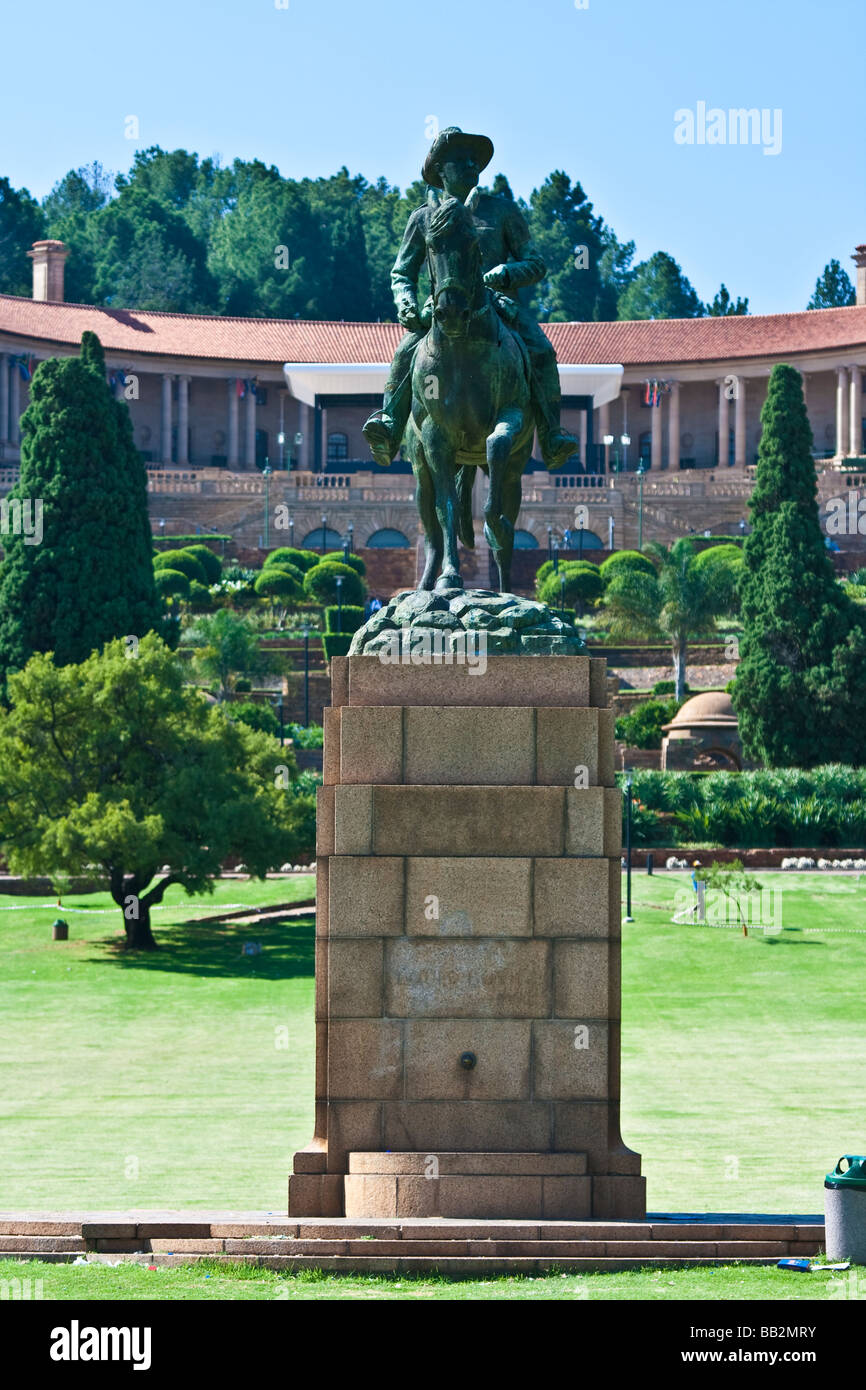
xmin=600 ymin=550 xmax=656 ymax=585
xmin=325 ymin=604 xmax=365 ymax=634
xmin=287 ymin=722 xmax=324 ymax=748
xmin=264 ymin=547 xmax=320 ymax=574
xmin=303 ymin=561 xmax=365 ymax=607
xmin=178 ymin=543 xmax=223 ymax=585
xmin=188 ymin=580 xmax=213 ymax=610
xmin=537 ymin=562 xmax=603 ymax=612
xmin=226 ymin=701 xmax=279 ymax=736
xmin=652 ymin=679 xmax=691 ymax=696
xmin=153 ymin=548 xmax=208 ymax=585
xmin=615 ymin=697 xmax=679 ymax=749
xmin=323 ymin=550 xmax=367 ymax=577
xmin=153 ymin=568 xmax=190 ymax=599
xmin=254 ymin=566 xmax=303 ymax=598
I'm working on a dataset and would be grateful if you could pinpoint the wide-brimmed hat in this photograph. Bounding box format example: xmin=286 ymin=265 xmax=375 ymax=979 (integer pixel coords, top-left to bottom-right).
xmin=422 ymin=127 xmax=494 ymax=189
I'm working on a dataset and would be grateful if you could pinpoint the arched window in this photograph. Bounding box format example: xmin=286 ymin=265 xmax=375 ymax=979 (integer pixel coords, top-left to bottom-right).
xmin=365 ymin=528 xmax=410 ymax=548
xmin=569 ymin=529 xmax=604 ymax=549
xmin=327 ymin=432 xmax=348 ymax=465
xmin=301 ymin=526 xmax=344 ymax=549
xmin=513 ymin=529 xmax=539 ymax=549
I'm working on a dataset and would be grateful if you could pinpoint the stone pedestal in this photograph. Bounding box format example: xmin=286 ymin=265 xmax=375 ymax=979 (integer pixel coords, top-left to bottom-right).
xmin=288 ymin=652 xmax=644 ymax=1220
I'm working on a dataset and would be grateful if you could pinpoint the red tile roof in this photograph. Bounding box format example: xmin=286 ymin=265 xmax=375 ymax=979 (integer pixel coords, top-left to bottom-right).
xmin=2 ymin=294 xmax=865 ymax=368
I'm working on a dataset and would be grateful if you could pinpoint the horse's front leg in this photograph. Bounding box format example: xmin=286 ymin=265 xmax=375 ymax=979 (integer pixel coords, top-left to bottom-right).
xmin=412 ymin=442 xmax=442 ymax=591
xmin=484 ymin=409 xmax=522 ymax=588
xmin=421 ymin=418 xmax=462 ymax=590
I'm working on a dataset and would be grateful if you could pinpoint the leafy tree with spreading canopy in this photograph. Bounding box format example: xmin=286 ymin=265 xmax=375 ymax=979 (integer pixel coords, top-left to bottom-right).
xmin=0 ymin=332 xmax=163 ymax=688
xmin=186 ymin=608 xmax=284 ymax=701
xmin=732 ymin=364 xmax=866 ymax=765
xmin=604 ymin=538 xmax=738 ymax=698
xmin=0 ymin=636 xmax=309 ymax=950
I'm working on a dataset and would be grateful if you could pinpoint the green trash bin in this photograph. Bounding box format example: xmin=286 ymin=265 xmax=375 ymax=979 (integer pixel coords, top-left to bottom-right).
xmin=825 ymin=1155 xmax=866 ymax=1263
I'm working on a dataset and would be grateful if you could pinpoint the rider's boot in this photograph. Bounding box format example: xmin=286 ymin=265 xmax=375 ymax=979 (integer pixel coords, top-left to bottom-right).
xmin=362 ymin=368 xmax=414 ymax=467
xmin=531 ymin=359 xmax=580 ymax=471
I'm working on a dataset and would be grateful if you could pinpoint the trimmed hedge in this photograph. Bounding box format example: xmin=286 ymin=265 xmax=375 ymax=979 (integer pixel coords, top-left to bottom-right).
xmin=153 ymin=548 xmax=207 ymax=585
xmin=322 ymin=633 xmax=353 ymax=660
xmin=325 ymin=604 xmax=365 ymax=635
xmin=618 ymin=766 xmax=866 ymax=848
xmin=304 ymin=561 xmax=366 ymax=607
xmin=323 ymin=550 xmax=367 ymax=577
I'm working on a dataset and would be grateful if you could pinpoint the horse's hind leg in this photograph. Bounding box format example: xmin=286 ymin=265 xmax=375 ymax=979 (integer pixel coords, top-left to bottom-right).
xmin=421 ymin=419 xmax=462 ymax=590
xmin=484 ymin=410 xmax=523 ymax=590
xmin=498 ymin=459 xmax=524 ymax=593
xmin=413 ymin=443 xmax=443 ymax=591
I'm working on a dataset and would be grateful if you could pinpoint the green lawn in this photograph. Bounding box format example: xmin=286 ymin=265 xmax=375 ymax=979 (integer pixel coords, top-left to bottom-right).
xmin=1 ymin=1259 xmax=859 ymax=1302
xmin=1 ymin=870 xmax=864 ymax=1214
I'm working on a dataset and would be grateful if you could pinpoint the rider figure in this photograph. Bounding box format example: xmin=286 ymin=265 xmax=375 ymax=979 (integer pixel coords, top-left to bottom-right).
xmin=363 ymin=127 xmax=579 ymax=472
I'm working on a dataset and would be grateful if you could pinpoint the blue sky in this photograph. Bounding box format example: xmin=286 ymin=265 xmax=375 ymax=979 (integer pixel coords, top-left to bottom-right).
xmin=3 ymin=0 xmax=863 ymax=314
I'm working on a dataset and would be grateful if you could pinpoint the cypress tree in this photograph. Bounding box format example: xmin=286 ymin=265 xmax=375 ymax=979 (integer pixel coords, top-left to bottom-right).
xmin=0 ymin=331 xmax=163 ymax=684
xmin=732 ymin=364 xmax=866 ymax=765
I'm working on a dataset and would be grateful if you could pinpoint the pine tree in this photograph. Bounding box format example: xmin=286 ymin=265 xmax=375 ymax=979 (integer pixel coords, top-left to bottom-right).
xmin=807 ymin=259 xmax=855 ymax=310
xmin=732 ymin=364 xmax=866 ymax=766
xmin=0 ymin=331 xmax=163 ymax=685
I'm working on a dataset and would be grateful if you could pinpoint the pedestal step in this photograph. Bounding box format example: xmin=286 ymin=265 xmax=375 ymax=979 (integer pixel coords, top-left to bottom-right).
xmin=0 ymin=1215 xmax=824 ymax=1272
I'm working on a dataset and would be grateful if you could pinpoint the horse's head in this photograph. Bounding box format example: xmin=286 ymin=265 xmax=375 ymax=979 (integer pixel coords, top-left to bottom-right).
xmin=426 ymin=195 xmax=484 ymax=339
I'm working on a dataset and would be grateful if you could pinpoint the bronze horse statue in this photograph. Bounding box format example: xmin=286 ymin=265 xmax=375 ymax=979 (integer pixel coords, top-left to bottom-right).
xmin=404 ymin=192 xmax=535 ymax=592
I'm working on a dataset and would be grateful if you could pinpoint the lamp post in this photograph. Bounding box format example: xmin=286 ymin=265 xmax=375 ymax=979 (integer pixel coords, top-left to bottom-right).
xmin=547 ymin=525 xmax=553 ymax=563
xmin=637 ymin=460 xmax=645 ymax=551
xmin=335 ymin=574 xmax=343 ymax=633
xmin=303 ymin=626 xmax=310 ymax=727
xmin=347 ymin=522 xmax=354 ymax=558
xmin=321 ymin=514 xmax=327 ymax=553
xmin=739 ymin=518 xmax=746 ymax=538
xmin=277 ymin=431 xmax=285 ymax=469
xmin=559 ymin=572 xmax=566 ymax=617
xmin=262 ymin=462 xmax=272 ymax=550
xmin=289 ymin=516 xmax=294 ymax=548
xmin=608 ymin=515 xmax=615 ymax=551
xmin=294 ymin=431 xmax=304 ymax=472
xmin=621 ymin=432 xmax=631 ymax=473
xmin=625 ymin=774 xmax=634 ymax=922
xmin=577 ymin=514 xmax=585 ymax=562
xmin=553 ymin=539 xmax=559 ymax=574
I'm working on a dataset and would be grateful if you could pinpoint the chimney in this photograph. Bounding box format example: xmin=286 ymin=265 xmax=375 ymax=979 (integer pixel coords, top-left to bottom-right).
xmin=853 ymin=244 xmax=866 ymax=307
xmin=27 ymin=239 xmax=69 ymax=302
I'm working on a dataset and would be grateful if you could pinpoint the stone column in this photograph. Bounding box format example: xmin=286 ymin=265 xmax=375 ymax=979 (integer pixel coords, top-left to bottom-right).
xmin=850 ymin=366 xmax=863 ymax=459
xmin=578 ymin=409 xmax=588 ymax=469
xmin=599 ymin=400 xmax=611 ymax=473
xmin=837 ymin=367 xmax=850 ymax=459
xmin=244 ymin=383 xmax=257 ymax=468
xmin=0 ymin=353 xmax=8 ymax=444
xmin=650 ymin=392 xmax=662 ymax=471
xmin=717 ymin=379 xmax=729 ymax=468
xmin=299 ymin=402 xmax=310 ymax=470
xmin=161 ymin=373 xmax=174 ymax=464
xmin=734 ymin=376 xmax=747 ymax=469
xmin=667 ymin=381 xmax=680 ymax=471
xmin=9 ymin=361 xmax=21 ymax=447
xmin=177 ymin=374 xmax=190 ymax=465
xmin=227 ymin=379 xmax=240 ymax=469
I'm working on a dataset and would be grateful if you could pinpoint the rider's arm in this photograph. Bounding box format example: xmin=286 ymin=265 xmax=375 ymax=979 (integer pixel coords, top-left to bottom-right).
xmin=390 ymin=207 xmax=428 ymax=314
xmin=499 ymin=203 xmax=546 ymax=291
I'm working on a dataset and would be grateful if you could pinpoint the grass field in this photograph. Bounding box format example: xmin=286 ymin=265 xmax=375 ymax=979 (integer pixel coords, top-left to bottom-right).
xmin=2 ymin=1259 xmax=860 ymax=1302
xmin=2 ymin=870 xmax=865 ymax=1214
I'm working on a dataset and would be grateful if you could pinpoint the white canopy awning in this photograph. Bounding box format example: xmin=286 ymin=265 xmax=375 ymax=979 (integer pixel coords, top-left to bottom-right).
xmin=283 ymin=361 xmax=623 ymax=407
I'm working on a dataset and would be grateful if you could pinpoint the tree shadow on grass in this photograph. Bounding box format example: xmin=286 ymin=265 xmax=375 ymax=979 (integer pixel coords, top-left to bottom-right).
xmin=86 ymin=915 xmax=316 ymax=979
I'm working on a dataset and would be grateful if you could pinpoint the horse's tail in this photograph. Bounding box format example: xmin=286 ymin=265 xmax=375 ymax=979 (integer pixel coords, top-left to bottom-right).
xmin=456 ymin=466 xmax=475 ymax=549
